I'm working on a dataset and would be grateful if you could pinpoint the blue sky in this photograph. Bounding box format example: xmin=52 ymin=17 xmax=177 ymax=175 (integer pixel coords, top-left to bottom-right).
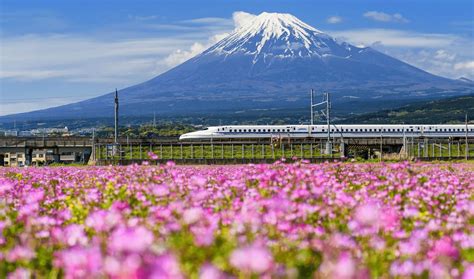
xmin=1 ymin=0 xmax=473 ymax=116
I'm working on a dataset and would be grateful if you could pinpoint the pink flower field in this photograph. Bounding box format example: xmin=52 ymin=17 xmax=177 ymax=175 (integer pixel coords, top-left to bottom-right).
xmin=0 ymin=162 xmax=473 ymax=278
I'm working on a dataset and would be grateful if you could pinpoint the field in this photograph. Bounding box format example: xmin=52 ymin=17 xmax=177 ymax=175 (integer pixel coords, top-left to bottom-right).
xmin=0 ymin=161 xmax=473 ymax=278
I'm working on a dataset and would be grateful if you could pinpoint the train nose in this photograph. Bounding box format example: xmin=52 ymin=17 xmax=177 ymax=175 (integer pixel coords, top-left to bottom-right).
xmin=179 ymin=131 xmax=205 ymax=140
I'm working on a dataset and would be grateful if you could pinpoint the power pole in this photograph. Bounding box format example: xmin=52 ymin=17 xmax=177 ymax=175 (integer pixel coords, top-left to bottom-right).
xmin=325 ymin=92 xmax=331 ymax=155
xmin=310 ymin=89 xmax=314 ymax=125
xmin=466 ymin=114 xmax=469 ymax=160
xmin=153 ymin=111 xmax=156 ymax=128
xmin=114 ymin=89 xmax=119 ymax=144
xmin=311 ymin=91 xmax=332 ymax=155
xmin=92 ymin=128 xmax=95 ymax=162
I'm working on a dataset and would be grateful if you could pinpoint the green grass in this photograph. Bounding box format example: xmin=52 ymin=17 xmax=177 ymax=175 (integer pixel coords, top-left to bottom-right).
xmin=95 ymin=143 xmax=341 ymax=160
xmin=406 ymin=142 xmax=473 ymax=158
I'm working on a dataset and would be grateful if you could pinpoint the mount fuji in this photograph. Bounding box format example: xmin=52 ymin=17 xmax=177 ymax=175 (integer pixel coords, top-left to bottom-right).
xmin=3 ymin=12 xmax=471 ymax=122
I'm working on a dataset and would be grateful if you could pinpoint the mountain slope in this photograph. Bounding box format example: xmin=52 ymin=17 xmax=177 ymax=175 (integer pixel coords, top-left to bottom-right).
xmin=1 ymin=12 xmax=471 ymax=122
xmin=341 ymin=94 xmax=474 ymax=124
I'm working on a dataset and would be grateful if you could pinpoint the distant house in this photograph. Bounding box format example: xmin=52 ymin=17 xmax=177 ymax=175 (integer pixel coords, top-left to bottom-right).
xmin=4 ymin=152 xmax=26 ymax=167
xmin=19 ymin=131 xmax=33 ymax=137
xmin=4 ymin=130 xmax=18 ymax=137
xmin=32 ymin=149 xmax=48 ymax=166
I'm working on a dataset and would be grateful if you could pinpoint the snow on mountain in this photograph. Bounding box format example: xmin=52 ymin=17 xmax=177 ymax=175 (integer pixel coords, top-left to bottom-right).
xmin=204 ymin=12 xmax=355 ymax=63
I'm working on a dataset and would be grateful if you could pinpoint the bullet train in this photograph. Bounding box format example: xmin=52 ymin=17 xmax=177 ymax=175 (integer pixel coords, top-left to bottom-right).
xmin=179 ymin=124 xmax=473 ymax=140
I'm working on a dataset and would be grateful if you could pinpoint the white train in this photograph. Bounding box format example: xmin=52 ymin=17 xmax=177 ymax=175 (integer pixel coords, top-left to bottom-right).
xmin=179 ymin=124 xmax=473 ymax=140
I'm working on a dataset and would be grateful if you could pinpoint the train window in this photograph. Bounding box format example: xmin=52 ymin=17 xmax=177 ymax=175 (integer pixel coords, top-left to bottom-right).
xmin=239 ymin=129 xmax=242 ymax=132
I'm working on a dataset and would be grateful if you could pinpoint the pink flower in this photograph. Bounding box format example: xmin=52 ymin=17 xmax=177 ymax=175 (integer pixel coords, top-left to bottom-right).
xmin=354 ymin=203 xmax=380 ymax=227
xmin=146 ymin=253 xmax=184 ymax=279
xmin=462 ymin=265 xmax=474 ymax=279
xmin=429 ymin=237 xmax=459 ymax=260
xmin=230 ymin=244 xmax=273 ymax=273
xmin=6 ymin=246 xmax=35 ymax=262
xmin=153 ymin=184 xmax=170 ymax=197
xmin=183 ymin=208 xmax=203 ymax=225
xmin=7 ymin=268 xmax=31 ymax=279
xmin=148 ymin=152 xmax=159 ymax=160
xmin=0 ymin=180 xmax=13 ymax=195
xmin=199 ymin=263 xmax=225 ymax=279
xmin=334 ymin=253 xmax=356 ymax=279
xmin=54 ymin=247 xmax=102 ymax=278
xmin=105 ymin=254 xmax=141 ymax=278
xmin=109 ymin=226 xmax=154 ymax=253
xmin=63 ymin=224 xmax=88 ymax=246
xmin=191 ymin=175 xmax=208 ymax=187
xmin=85 ymin=209 xmax=121 ymax=232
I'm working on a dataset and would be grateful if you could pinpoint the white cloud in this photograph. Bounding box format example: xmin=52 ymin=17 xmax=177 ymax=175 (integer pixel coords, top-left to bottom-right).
xmin=329 ymin=28 xmax=474 ymax=79
xmin=434 ymin=50 xmax=456 ymax=61
xmin=180 ymin=17 xmax=232 ymax=25
xmin=0 ymin=34 xmax=199 ymax=82
xmin=327 ymin=16 xmax=343 ymax=24
xmin=363 ymin=11 xmax=409 ymax=23
xmin=0 ymin=13 xmax=237 ymax=115
xmin=163 ymin=32 xmax=229 ymax=67
xmin=454 ymin=61 xmax=474 ymax=71
xmin=128 ymin=15 xmax=159 ymax=21
xmin=331 ymin=29 xmax=456 ymax=48
xmin=0 ymin=99 xmax=87 ymax=116
xmin=232 ymin=11 xmax=257 ymax=29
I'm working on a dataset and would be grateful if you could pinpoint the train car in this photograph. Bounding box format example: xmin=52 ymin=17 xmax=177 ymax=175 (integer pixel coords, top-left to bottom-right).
xmin=179 ymin=124 xmax=473 ymax=140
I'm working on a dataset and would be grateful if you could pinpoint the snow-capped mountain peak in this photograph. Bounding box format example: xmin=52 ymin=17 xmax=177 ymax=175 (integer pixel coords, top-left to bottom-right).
xmin=204 ymin=12 xmax=355 ymax=63
xmin=237 ymin=12 xmax=323 ymax=39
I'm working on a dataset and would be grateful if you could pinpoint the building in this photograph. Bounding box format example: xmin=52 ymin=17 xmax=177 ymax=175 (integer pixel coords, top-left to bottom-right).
xmin=4 ymin=152 xmax=26 ymax=167
xmin=31 ymin=149 xmax=48 ymax=166
xmin=4 ymin=130 xmax=18 ymax=137
xmin=19 ymin=131 xmax=33 ymax=137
